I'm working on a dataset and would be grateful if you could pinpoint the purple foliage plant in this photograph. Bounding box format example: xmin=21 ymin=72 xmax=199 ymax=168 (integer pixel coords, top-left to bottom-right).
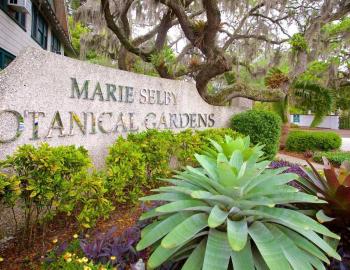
xmin=269 ymin=160 xmax=309 ymax=189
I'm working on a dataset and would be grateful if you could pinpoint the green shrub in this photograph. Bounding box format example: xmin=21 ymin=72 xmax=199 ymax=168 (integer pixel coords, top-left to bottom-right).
xmin=105 ymin=128 xmax=241 ymax=204
xmin=286 ymin=131 xmax=341 ymax=152
xmin=230 ymin=110 xmax=282 ymax=159
xmin=0 ymin=144 xmax=113 ymax=243
xmin=106 ymin=137 xmax=147 ymax=203
xmin=313 ymin=151 xmax=350 ymax=167
xmin=0 ymin=171 xmax=20 ymax=206
xmin=174 ymin=129 xmax=202 ymax=166
xmin=137 ymin=136 xmax=339 ymax=269
xmin=173 ymin=128 xmax=241 ymax=166
xmin=68 ymin=171 xmax=114 ymax=229
xmin=127 ymin=129 xmax=176 ymax=186
xmin=196 ymin=127 xmax=239 ymax=145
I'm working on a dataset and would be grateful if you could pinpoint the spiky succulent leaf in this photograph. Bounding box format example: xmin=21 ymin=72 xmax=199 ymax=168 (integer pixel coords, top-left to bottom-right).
xmin=298 ymin=157 xmax=350 ymax=220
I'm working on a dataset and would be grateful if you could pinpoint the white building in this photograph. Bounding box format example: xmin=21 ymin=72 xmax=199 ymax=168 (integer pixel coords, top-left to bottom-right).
xmin=0 ymin=0 xmax=74 ymax=69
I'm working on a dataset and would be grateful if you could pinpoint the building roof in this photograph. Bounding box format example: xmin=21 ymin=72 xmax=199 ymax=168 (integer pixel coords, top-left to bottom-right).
xmin=32 ymin=0 xmax=76 ymax=56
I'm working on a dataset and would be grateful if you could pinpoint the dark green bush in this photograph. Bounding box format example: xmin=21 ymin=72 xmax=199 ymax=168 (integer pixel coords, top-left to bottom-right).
xmin=230 ymin=110 xmax=282 ymax=159
xmin=313 ymin=151 xmax=350 ymax=166
xmin=286 ymin=131 xmax=341 ymax=152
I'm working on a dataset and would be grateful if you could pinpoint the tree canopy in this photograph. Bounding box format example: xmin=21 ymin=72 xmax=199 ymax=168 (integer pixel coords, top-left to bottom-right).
xmin=73 ymin=0 xmax=350 ymax=112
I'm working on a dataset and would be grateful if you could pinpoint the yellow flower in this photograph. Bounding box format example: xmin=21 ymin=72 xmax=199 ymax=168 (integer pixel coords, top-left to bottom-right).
xmin=81 ymin=257 xmax=88 ymax=263
xmin=0 ymin=257 xmax=3 ymax=262
xmin=98 ymin=267 xmax=107 ymax=270
xmin=52 ymin=238 xmax=58 ymax=244
xmin=73 ymin=234 xmax=78 ymax=239
xmin=110 ymin=256 xmax=116 ymax=261
xmin=63 ymin=252 xmax=72 ymax=261
xmin=66 ymin=258 xmax=72 ymax=263
xmin=83 ymin=266 xmax=91 ymax=270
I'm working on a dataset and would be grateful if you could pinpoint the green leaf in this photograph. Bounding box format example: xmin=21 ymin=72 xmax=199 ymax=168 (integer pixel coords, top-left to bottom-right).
xmin=279 ymin=223 xmax=340 ymax=260
xmin=277 ymin=225 xmax=330 ymax=264
xmin=140 ymin=192 xmax=191 ymax=202
xmin=227 ymin=218 xmax=248 ymax=251
xmin=266 ymin=192 xmax=325 ymax=205
xmin=161 ymin=213 xmax=208 ymax=249
xmin=148 ymin=244 xmax=180 ymax=269
xmin=141 ymin=219 xmax=162 ymax=237
xmin=191 ymin=191 xmax=235 ymax=205
xmin=156 ymin=200 xmax=209 ymax=213
xmin=208 ymin=205 xmax=228 ymax=228
xmin=243 ymin=167 xmax=289 ymax=192
xmin=248 ymin=173 xmax=298 ymax=194
xmin=195 ymin=154 xmax=219 ymax=181
xmin=267 ymin=224 xmax=314 ymax=270
xmin=229 ymin=150 xmax=243 ymax=169
xmin=244 ymin=206 xmax=339 ymax=239
xmin=316 ymin=210 xmax=335 ymax=223
xmin=139 ymin=208 xmax=168 ymax=220
xmin=209 ymin=139 xmax=224 ymax=153
xmin=137 ymin=212 xmax=192 ymax=250
xmin=217 ymin=153 xmax=238 ymax=187
xmin=249 ymin=222 xmax=292 ymax=270
xmin=181 ymin=239 xmax=206 ymax=270
xmin=231 ymin=239 xmax=254 ymax=270
xmin=202 ymin=229 xmax=231 ymax=270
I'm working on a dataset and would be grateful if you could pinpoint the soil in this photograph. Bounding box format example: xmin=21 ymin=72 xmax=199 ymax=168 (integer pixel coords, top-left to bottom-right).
xmin=279 ymin=149 xmax=307 ymax=160
xmin=0 ymin=203 xmax=144 ymax=270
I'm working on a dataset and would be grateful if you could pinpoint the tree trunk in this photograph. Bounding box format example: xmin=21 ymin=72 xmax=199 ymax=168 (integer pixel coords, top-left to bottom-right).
xmin=279 ymin=95 xmax=290 ymax=150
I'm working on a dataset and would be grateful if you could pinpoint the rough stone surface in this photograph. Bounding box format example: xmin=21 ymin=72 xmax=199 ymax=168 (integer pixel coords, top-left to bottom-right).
xmin=0 ymin=47 xmax=248 ymax=167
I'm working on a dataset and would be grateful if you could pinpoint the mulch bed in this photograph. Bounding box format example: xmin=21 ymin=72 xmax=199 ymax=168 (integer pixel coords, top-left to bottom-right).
xmin=0 ymin=204 xmax=143 ymax=270
xmin=279 ymin=149 xmax=307 ymax=160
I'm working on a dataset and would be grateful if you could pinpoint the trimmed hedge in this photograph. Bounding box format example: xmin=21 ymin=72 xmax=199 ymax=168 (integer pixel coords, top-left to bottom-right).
xmin=230 ymin=110 xmax=281 ymax=159
xmin=286 ymin=131 xmax=341 ymax=152
xmin=106 ymin=128 xmax=240 ymax=203
xmin=313 ymin=151 xmax=350 ymax=167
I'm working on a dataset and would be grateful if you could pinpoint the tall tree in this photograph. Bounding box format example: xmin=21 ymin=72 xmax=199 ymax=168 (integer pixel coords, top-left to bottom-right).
xmin=96 ymin=0 xmax=349 ymax=102
xmin=74 ymin=0 xmax=350 ymax=144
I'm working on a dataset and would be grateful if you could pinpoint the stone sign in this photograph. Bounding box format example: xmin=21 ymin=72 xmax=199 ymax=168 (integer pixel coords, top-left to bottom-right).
xmin=0 ymin=47 xmax=249 ymax=167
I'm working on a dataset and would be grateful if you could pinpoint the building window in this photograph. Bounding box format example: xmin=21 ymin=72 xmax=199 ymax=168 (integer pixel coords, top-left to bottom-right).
xmin=51 ymin=34 xmax=61 ymax=54
xmin=0 ymin=0 xmax=26 ymax=29
xmin=31 ymin=5 xmax=48 ymax=49
xmin=0 ymin=48 xmax=15 ymax=69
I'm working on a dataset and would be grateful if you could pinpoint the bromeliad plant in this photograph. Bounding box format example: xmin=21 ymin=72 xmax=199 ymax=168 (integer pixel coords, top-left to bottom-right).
xmin=137 ymin=136 xmax=340 ymax=270
xmin=298 ymin=157 xmax=350 ymax=220
xmin=297 ymin=158 xmax=350 ymax=269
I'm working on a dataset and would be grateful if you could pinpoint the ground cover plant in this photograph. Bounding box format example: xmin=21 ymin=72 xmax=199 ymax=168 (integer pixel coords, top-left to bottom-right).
xmin=230 ymin=110 xmax=281 ymax=159
xmin=286 ymin=131 xmax=341 ymax=152
xmin=138 ymin=136 xmax=340 ymax=270
xmin=269 ymin=160 xmax=309 ymax=180
xmin=313 ymin=151 xmax=350 ymax=167
xmin=43 ymin=225 xmax=145 ymax=270
xmin=41 ymin=202 xmax=180 ymax=270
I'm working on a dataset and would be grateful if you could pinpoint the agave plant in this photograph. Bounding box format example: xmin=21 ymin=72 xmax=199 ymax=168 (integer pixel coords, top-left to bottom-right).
xmin=137 ymin=136 xmax=340 ymax=270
